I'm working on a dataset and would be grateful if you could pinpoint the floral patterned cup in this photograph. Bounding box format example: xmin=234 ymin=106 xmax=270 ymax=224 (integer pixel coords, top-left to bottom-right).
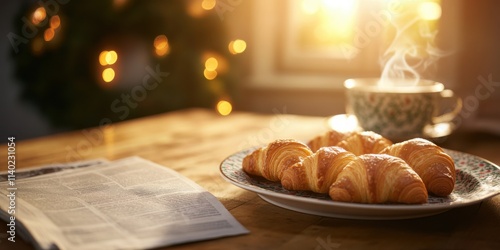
xmin=344 ymin=78 xmax=462 ymax=141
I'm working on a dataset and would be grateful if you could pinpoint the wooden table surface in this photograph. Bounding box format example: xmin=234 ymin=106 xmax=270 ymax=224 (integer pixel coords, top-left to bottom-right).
xmin=1 ymin=108 xmax=500 ymax=250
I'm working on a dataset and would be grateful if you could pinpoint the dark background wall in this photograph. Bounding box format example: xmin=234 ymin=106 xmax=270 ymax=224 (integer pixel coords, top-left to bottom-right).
xmin=1 ymin=1 xmax=56 ymax=140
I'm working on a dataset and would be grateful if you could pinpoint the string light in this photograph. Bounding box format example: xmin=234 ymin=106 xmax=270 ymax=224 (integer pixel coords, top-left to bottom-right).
xmin=99 ymin=50 xmax=118 ymax=84
xmin=203 ymin=69 xmax=217 ymax=80
xmin=42 ymin=16 xmax=61 ymax=42
xmin=154 ymin=35 xmax=169 ymax=57
xmin=102 ymin=68 xmax=116 ymax=83
xmin=216 ymin=100 xmax=232 ymax=116
xmin=44 ymin=28 xmax=55 ymax=42
xmin=19 ymin=1 xmax=236 ymax=128
xmin=228 ymin=39 xmax=246 ymax=54
xmin=205 ymin=57 xmax=218 ymax=71
xmin=106 ymin=51 xmax=118 ymax=65
xmin=32 ymin=7 xmax=46 ymax=25
xmin=99 ymin=51 xmax=108 ymax=66
xmin=99 ymin=50 xmax=118 ymax=66
xmin=50 ymin=15 xmax=60 ymax=29
xmin=201 ymin=0 xmax=216 ymax=10
xmin=202 ymin=53 xmax=224 ymax=80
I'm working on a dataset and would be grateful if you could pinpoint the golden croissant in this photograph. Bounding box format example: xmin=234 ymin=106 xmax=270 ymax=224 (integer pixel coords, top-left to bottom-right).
xmin=336 ymin=131 xmax=393 ymax=156
xmin=242 ymin=139 xmax=313 ymax=181
xmin=329 ymin=154 xmax=428 ymax=204
xmin=307 ymin=130 xmax=351 ymax=152
xmin=380 ymin=138 xmax=456 ymax=196
xmin=281 ymin=146 xmax=357 ymax=193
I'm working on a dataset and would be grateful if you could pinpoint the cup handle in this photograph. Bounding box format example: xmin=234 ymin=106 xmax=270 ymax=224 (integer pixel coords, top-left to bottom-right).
xmin=432 ymin=89 xmax=463 ymax=124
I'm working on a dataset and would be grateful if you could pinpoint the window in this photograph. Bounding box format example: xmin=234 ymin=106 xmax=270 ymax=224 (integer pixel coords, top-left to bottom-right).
xmin=243 ymin=0 xmax=448 ymax=90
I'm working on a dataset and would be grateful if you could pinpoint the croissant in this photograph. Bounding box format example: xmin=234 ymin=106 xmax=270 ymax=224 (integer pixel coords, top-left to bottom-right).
xmin=307 ymin=130 xmax=351 ymax=152
xmin=281 ymin=146 xmax=357 ymax=193
xmin=242 ymin=139 xmax=313 ymax=181
xmin=336 ymin=131 xmax=393 ymax=156
xmin=329 ymin=154 xmax=428 ymax=204
xmin=380 ymin=138 xmax=455 ymax=196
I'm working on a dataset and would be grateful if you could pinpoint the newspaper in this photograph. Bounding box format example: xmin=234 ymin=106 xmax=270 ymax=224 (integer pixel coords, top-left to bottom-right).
xmin=0 ymin=157 xmax=248 ymax=250
xmin=0 ymin=158 xmax=109 ymax=182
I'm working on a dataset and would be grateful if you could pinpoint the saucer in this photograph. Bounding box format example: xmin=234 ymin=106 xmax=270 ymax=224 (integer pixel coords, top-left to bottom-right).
xmin=326 ymin=114 xmax=455 ymax=141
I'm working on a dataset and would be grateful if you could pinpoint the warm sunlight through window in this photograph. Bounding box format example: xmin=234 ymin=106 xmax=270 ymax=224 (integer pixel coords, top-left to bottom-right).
xmin=299 ymin=0 xmax=358 ymax=47
xmin=418 ymin=1 xmax=442 ymax=21
xmin=294 ymin=0 xmax=442 ymax=63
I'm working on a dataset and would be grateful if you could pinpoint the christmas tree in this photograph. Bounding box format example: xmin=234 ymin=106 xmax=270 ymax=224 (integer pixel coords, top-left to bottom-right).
xmin=9 ymin=0 xmax=242 ymax=129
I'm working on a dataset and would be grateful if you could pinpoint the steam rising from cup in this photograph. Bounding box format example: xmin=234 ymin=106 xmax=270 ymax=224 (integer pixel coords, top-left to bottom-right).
xmin=379 ymin=4 xmax=448 ymax=87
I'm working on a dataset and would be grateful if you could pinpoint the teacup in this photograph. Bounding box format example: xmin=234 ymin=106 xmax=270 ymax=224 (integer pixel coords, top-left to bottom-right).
xmin=344 ymin=78 xmax=462 ymax=141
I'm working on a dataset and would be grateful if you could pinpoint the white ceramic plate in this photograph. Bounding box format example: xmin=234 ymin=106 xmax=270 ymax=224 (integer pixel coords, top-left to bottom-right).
xmin=220 ymin=148 xmax=500 ymax=220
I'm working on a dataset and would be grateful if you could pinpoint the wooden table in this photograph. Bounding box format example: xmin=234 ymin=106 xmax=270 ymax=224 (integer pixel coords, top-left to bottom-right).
xmin=1 ymin=108 xmax=500 ymax=249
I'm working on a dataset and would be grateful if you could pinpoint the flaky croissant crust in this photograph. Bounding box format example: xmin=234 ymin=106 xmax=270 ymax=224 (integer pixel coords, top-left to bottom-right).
xmin=336 ymin=131 xmax=393 ymax=156
xmin=307 ymin=130 xmax=352 ymax=152
xmin=281 ymin=146 xmax=357 ymax=193
xmin=241 ymin=131 xmax=455 ymax=204
xmin=329 ymin=154 xmax=427 ymax=204
xmin=380 ymin=138 xmax=456 ymax=196
xmin=242 ymin=139 xmax=313 ymax=181
xmin=329 ymin=154 xmax=428 ymax=204
xmin=308 ymin=130 xmax=393 ymax=156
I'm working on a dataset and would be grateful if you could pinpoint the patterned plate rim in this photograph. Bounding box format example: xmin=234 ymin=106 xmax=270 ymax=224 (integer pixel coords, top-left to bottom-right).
xmin=219 ymin=147 xmax=500 ymax=211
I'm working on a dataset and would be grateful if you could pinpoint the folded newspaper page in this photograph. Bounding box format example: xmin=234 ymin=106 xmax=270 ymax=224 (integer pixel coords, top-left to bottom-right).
xmin=0 ymin=157 xmax=248 ymax=250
